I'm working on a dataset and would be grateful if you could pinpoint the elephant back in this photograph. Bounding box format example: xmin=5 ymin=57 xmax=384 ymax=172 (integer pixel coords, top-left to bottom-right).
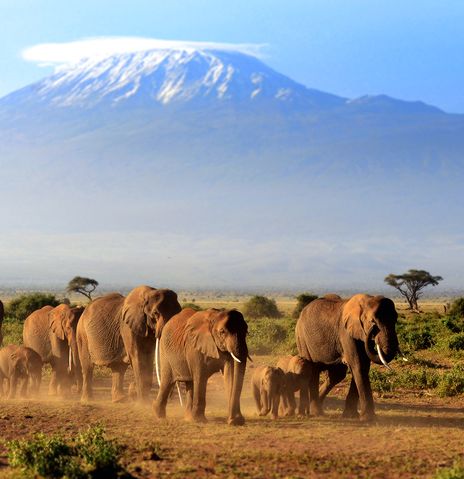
xmin=23 ymin=306 xmax=55 ymax=363
xmin=79 ymin=294 xmax=126 ymax=366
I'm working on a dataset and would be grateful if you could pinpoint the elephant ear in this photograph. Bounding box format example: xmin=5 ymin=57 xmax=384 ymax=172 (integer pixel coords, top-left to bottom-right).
xmin=185 ymin=311 xmax=220 ymax=359
xmin=121 ymin=285 xmax=153 ymax=337
xmin=342 ymin=294 xmax=368 ymax=341
xmin=48 ymin=306 xmax=67 ymax=341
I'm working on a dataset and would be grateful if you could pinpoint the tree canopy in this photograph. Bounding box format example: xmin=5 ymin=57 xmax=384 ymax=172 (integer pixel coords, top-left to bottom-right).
xmin=292 ymin=293 xmax=318 ymax=318
xmin=243 ymin=295 xmax=281 ymax=319
xmin=66 ymin=276 xmax=99 ymax=301
xmin=6 ymin=293 xmax=60 ymax=322
xmin=384 ymin=269 xmax=443 ymax=311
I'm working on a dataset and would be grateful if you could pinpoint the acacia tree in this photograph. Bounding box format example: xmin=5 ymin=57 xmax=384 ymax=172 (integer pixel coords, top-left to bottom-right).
xmin=384 ymin=269 xmax=443 ymax=312
xmin=66 ymin=276 xmax=99 ymax=301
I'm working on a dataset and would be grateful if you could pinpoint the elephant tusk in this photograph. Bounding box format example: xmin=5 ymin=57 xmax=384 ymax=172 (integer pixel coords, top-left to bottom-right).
xmin=68 ymin=347 xmax=72 ymax=373
xmin=376 ymin=343 xmax=392 ymax=370
xmin=176 ymin=382 xmax=183 ymax=407
xmin=397 ymin=346 xmax=409 ymax=362
xmin=155 ymin=338 xmax=161 ymax=386
xmin=230 ymin=352 xmax=241 ymax=363
xmin=247 ymin=354 xmax=253 ymax=362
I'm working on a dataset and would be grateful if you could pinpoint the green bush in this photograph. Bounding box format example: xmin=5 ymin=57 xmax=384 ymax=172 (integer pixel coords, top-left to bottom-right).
xmin=396 ymin=368 xmax=439 ymax=390
xmin=370 ymin=368 xmax=395 ymax=393
xmin=1 ymin=317 xmax=23 ymax=345
xmin=6 ymin=425 xmax=123 ymax=478
xmin=398 ymin=325 xmax=435 ymax=351
xmin=292 ymin=293 xmax=318 ymax=319
xmin=437 ymin=365 xmax=464 ymax=397
xmin=247 ymin=317 xmax=296 ymax=355
xmin=6 ymin=293 xmax=60 ymax=322
xmin=435 ymin=459 xmax=464 ymax=479
xmin=243 ymin=296 xmax=281 ymax=319
xmin=449 ymin=298 xmax=464 ymax=319
xmin=448 ymin=333 xmax=464 ymax=351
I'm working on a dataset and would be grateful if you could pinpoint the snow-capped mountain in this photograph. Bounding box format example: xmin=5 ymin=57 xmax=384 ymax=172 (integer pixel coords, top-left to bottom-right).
xmin=3 ymin=49 xmax=344 ymax=110
xmin=1 ymin=47 xmax=464 ymax=289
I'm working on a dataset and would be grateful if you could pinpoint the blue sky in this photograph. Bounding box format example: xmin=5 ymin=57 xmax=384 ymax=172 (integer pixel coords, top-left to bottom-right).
xmin=1 ymin=0 xmax=464 ymax=112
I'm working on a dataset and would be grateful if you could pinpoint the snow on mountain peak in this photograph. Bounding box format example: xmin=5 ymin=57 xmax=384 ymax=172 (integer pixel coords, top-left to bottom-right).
xmin=22 ymin=47 xmax=325 ymax=108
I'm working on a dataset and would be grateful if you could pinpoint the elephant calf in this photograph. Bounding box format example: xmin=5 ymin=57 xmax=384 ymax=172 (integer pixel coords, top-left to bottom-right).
xmin=251 ymin=365 xmax=286 ymax=419
xmin=0 ymin=345 xmax=43 ymax=398
xmin=276 ymin=355 xmax=312 ymax=416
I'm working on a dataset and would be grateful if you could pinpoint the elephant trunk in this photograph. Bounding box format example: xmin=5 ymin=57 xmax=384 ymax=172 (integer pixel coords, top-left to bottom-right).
xmin=228 ymin=356 xmax=246 ymax=425
xmin=364 ymin=325 xmax=398 ymax=366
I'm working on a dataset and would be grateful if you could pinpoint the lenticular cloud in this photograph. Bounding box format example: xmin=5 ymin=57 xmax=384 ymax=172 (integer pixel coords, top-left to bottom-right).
xmin=22 ymin=36 xmax=268 ymax=66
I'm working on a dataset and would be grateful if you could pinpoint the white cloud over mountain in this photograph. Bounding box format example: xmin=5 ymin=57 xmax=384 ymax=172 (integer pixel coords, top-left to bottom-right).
xmin=21 ymin=36 xmax=268 ymax=67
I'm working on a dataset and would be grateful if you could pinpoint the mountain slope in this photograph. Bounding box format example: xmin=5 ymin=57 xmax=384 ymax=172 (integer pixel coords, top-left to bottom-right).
xmin=0 ymin=47 xmax=463 ymax=289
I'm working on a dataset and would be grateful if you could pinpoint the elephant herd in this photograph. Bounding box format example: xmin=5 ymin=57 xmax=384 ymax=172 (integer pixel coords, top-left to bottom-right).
xmin=0 ymin=289 xmax=400 ymax=424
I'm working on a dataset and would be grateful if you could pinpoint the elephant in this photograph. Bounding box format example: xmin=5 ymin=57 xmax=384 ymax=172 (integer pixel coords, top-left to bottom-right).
xmin=296 ymin=293 xmax=399 ymax=421
xmin=251 ymin=365 xmax=286 ymax=419
xmin=0 ymin=299 xmax=4 ymax=346
xmin=0 ymin=345 xmax=42 ymax=398
xmin=23 ymin=304 xmax=84 ymax=396
xmin=77 ymin=285 xmax=181 ymax=403
xmin=153 ymin=308 xmax=249 ymax=425
xmin=276 ymin=355 xmax=312 ymax=416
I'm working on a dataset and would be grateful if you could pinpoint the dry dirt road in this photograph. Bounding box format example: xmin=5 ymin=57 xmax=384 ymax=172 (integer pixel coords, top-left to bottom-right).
xmin=0 ymin=368 xmax=463 ymax=479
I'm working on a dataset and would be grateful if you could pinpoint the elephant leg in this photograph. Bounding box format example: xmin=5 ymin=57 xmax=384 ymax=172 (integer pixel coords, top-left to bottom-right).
xmin=56 ymin=364 xmax=71 ymax=398
xmin=308 ymin=368 xmax=324 ymax=416
xmin=271 ymin=392 xmax=280 ymax=419
xmin=110 ymin=363 xmax=128 ymax=403
xmin=19 ymin=377 xmax=28 ymax=398
xmin=123 ymin=334 xmax=154 ymax=403
xmin=286 ymin=390 xmax=297 ymax=416
xmin=78 ymin=333 xmax=94 ymax=402
xmin=319 ymin=365 xmax=348 ymax=404
xmin=192 ymin=371 xmax=208 ymax=423
xmin=8 ymin=375 xmax=18 ymax=399
xmin=260 ymin=389 xmax=270 ymax=416
xmin=342 ymin=377 xmax=360 ymax=418
xmin=153 ymin=364 xmax=174 ymax=419
xmin=183 ymin=381 xmax=194 ymax=421
xmin=252 ymin=384 xmax=262 ymax=414
xmin=49 ymin=367 xmax=58 ymax=396
xmin=298 ymin=378 xmax=310 ymax=416
xmin=350 ymin=360 xmax=374 ymax=421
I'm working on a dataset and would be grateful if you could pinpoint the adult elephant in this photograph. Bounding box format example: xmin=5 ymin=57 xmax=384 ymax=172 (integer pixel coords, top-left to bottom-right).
xmin=153 ymin=308 xmax=248 ymax=425
xmin=77 ymin=285 xmax=181 ymax=403
xmin=23 ymin=304 xmax=84 ymax=396
xmin=0 ymin=299 xmax=4 ymax=346
xmin=296 ymin=293 xmax=399 ymax=421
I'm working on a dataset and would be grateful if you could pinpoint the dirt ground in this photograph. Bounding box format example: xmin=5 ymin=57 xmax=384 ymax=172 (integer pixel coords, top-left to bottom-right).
xmin=0 ymin=362 xmax=463 ymax=479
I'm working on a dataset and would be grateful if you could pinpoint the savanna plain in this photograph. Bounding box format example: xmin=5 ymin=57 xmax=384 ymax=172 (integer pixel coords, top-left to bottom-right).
xmin=1 ymin=296 xmax=463 ymax=479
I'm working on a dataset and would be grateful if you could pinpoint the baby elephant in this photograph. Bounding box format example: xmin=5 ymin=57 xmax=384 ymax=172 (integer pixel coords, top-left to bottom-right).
xmin=251 ymin=365 xmax=286 ymax=419
xmin=277 ymin=355 xmax=312 ymax=416
xmin=0 ymin=345 xmax=43 ymax=399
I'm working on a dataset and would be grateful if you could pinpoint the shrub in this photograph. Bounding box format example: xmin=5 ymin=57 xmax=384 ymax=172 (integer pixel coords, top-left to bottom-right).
xmin=448 ymin=333 xmax=464 ymax=351
xmin=435 ymin=459 xmax=464 ymax=479
xmin=243 ymin=296 xmax=281 ymax=319
xmin=399 ymin=327 xmax=435 ymax=351
xmin=437 ymin=365 xmax=464 ymax=397
xmin=370 ymin=368 xmax=395 ymax=393
xmin=247 ymin=318 xmax=296 ymax=355
xmin=395 ymin=368 xmax=439 ymax=390
xmin=6 ymin=293 xmax=60 ymax=322
xmin=449 ymin=297 xmax=464 ymax=318
xmin=1 ymin=317 xmax=23 ymax=345
xmin=292 ymin=293 xmax=318 ymax=319
xmin=6 ymin=425 xmax=123 ymax=478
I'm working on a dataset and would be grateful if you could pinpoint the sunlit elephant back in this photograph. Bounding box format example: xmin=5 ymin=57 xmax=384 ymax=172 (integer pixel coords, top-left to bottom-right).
xmin=296 ymin=293 xmax=399 ymax=421
xmin=154 ymin=308 xmax=249 ymax=425
xmin=77 ymin=285 xmax=181 ymax=403
xmin=23 ymin=304 xmax=84 ymax=397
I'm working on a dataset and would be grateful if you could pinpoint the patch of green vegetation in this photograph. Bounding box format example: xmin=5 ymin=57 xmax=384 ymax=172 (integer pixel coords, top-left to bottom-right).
xmin=2 ymin=317 xmax=23 ymax=345
xmin=181 ymin=302 xmax=202 ymax=311
xmin=6 ymin=425 xmax=125 ymax=478
xmin=437 ymin=365 xmax=464 ymax=397
xmin=6 ymin=293 xmax=60 ymax=322
xmin=449 ymin=298 xmax=464 ymax=319
xmin=292 ymin=293 xmax=318 ymax=319
xmin=243 ymin=296 xmax=281 ymax=319
xmin=434 ymin=459 xmax=464 ymax=479
xmin=247 ymin=317 xmax=297 ymax=355
xmin=447 ymin=333 xmax=464 ymax=351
